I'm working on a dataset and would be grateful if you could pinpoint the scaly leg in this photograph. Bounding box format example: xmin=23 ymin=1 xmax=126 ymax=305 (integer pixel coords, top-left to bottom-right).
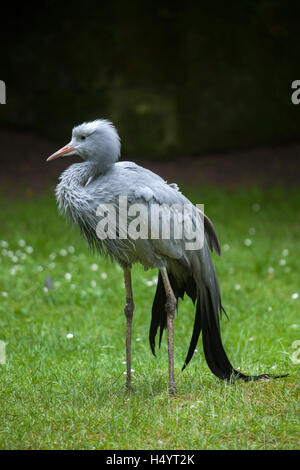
xmin=160 ymin=267 xmax=177 ymax=394
xmin=123 ymin=267 xmax=134 ymax=391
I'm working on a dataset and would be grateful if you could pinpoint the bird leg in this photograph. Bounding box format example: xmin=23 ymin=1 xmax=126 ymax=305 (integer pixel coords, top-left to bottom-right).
xmin=160 ymin=267 xmax=177 ymax=395
xmin=123 ymin=267 xmax=134 ymax=392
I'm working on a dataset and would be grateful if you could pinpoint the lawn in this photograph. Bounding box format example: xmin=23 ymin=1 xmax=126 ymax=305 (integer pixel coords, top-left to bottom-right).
xmin=0 ymin=185 xmax=299 ymax=450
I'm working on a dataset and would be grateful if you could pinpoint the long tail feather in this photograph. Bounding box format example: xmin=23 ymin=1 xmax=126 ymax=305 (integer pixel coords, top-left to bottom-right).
xmin=182 ymin=299 xmax=202 ymax=371
xmin=149 ymin=272 xmax=166 ymax=356
xmin=149 ymin=270 xmax=196 ymax=356
xmin=150 ymin=268 xmax=288 ymax=382
xmin=200 ymin=285 xmax=288 ymax=381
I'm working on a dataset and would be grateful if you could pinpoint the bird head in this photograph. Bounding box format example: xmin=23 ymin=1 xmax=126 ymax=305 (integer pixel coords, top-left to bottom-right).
xmin=46 ymin=119 xmax=121 ymax=169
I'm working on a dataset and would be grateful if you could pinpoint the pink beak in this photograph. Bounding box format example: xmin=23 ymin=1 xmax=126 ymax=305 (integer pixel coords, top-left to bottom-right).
xmin=46 ymin=144 xmax=77 ymax=162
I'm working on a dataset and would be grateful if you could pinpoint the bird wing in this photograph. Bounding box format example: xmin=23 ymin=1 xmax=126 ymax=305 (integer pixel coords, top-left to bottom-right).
xmin=85 ymin=162 xmax=221 ymax=265
xmin=121 ymin=163 xmax=221 ymax=258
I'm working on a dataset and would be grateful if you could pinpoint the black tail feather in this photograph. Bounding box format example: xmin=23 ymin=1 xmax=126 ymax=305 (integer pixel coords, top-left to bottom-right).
xmin=149 ymin=271 xmax=197 ymax=358
xmin=200 ymin=285 xmax=288 ymax=382
xmin=149 ymin=272 xmax=166 ymax=356
xmin=150 ymin=270 xmax=288 ymax=382
xmin=182 ymin=298 xmax=202 ymax=371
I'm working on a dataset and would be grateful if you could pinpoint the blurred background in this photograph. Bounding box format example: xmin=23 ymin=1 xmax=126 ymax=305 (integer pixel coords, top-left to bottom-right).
xmin=0 ymin=2 xmax=299 ymax=449
xmin=1 ymin=0 xmax=300 ymax=193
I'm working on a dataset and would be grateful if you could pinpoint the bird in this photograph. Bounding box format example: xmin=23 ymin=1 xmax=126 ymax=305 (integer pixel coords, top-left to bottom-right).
xmin=46 ymin=119 xmax=287 ymax=394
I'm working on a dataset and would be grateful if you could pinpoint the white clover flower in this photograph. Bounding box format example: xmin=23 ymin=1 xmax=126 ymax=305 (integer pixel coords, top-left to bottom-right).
xmin=222 ymin=244 xmax=230 ymax=251
xmin=91 ymin=280 xmax=97 ymax=288
xmin=268 ymin=266 xmax=274 ymax=274
xmin=100 ymin=272 xmax=107 ymax=280
xmin=1 ymin=249 xmax=8 ymax=256
xmin=68 ymin=246 xmax=75 ymax=253
xmin=91 ymin=264 xmax=99 ymax=271
xmin=252 ymin=203 xmax=261 ymax=212
xmin=54 ymin=281 xmax=61 ymax=288
xmin=136 ymin=337 xmax=141 ymax=342
xmin=49 ymin=262 xmax=56 ymax=270
xmin=43 ymin=287 xmax=49 ymax=293
xmin=7 ymin=251 xmax=14 ymax=258
xmin=64 ymin=272 xmax=72 ymax=281
xmin=144 ymin=277 xmax=157 ymax=286
xmin=66 ymin=333 xmax=73 ymax=339
xmin=0 ymin=241 xmax=8 ymax=248
xmin=60 ymin=249 xmax=68 ymax=256
xmin=70 ymin=284 xmax=76 ymax=290
xmin=279 ymin=259 xmax=286 ymax=266
xmin=234 ymin=284 xmax=241 ymax=290
xmin=12 ymin=256 xmax=18 ymax=263
xmin=123 ymin=369 xmax=135 ymax=375
xmin=49 ymin=252 xmax=56 ymax=260
xmin=268 ymin=306 xmax=272 ymax=312
xmin=37 ymin=265 xmax=44 ymax=272
xmin=18 ymin=240 xmax=26 ymax=247
xmin=249 ymin=337 xmax=254 ymax=341
xmin=122 ymin=361 xmax=126 ymax=364
xmin=291 ymin=293 xmax=299 ymax=300
xmin=282 ymin=249 xmax=289 ymax=257
xmin=244 ymin=238 xmax=252 ymax=246
xmin=10 ymin=268 xmax=17 ymax=276
xmin=1 ymin=292 xmax=8 ymax=297
xmin=249 ymin=227 xmax=256 ymax=235
xmin=26 ymin=246 xmax=34 ymax=254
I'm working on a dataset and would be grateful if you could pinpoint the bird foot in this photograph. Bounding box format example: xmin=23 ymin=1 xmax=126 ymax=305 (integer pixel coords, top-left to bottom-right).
xmin=168 ymin=382 xmax=177 ymax=396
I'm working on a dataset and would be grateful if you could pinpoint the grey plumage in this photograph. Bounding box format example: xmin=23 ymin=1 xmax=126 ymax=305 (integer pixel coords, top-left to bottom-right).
xmin=48 ymin=119 xmax=287 ymax=388
xmin=56 ymin=159 xmax=216 ymax=269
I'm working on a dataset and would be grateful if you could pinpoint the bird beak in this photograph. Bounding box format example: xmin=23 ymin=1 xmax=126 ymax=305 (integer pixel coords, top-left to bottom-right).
xmin=46 ymin=144 xmax=77 ymax=162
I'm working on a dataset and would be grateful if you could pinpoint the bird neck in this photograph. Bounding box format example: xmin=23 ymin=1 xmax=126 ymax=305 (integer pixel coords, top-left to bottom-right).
xmin=61 ymin=160 xmax=105 ymax=187
xmin=55 ymin=161 xmax=104 ymax=220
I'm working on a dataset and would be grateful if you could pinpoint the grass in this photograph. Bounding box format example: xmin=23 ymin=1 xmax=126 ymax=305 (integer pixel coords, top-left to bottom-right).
xmin=0 ymin=185 xmax=299 ymax=450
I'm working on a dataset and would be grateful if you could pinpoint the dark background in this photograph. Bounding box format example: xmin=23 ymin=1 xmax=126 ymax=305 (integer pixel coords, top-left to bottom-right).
xmin=1 ymin=0 xmax=300 ymax=190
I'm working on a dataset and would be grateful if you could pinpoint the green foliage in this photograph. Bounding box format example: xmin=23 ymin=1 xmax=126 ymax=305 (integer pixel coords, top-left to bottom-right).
xmin=0 ymin=186 xmax=299 ymax=449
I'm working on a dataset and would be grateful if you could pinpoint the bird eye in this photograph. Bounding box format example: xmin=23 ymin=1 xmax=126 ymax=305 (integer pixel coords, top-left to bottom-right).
xmin=80 ymin=136 xmax=86 ymax=141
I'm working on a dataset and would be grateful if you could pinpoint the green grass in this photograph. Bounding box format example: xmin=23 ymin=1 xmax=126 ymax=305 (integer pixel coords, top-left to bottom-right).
xmin=0 ymin=185 xmax=299 ymax=450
